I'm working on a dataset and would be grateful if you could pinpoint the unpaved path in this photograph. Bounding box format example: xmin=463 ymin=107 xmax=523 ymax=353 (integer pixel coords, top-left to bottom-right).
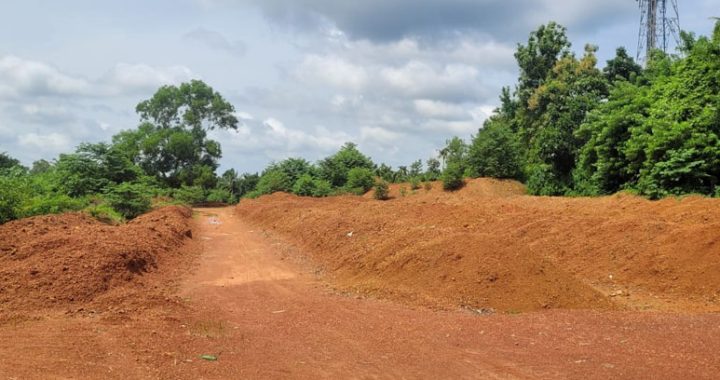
xmin=179 ymin=207 xmax=720 ymax=379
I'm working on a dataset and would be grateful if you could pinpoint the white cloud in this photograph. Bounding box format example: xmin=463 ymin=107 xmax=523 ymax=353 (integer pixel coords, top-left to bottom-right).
xmin=413 ymin=99 xmax=468 ymax=119
xmin=380 ymin=61 xmax=480 ymax=100
xmin=295 ymin=55 xmax=368 ymax=91
xmin=360 ymin=126 xmax=403 ymax=146
xmin=0 ymin=55 xmax=91 ymax=99
xmin=18 ymin=132 xmax=71 ymax=151
xmin=263 ymin=117 xmax=346 ymax=151
xmin=100 ymin=63 xmax=194 ymax=95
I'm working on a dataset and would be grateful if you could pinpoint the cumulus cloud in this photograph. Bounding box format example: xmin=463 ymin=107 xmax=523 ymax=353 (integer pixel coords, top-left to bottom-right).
xmin=295 ymin=55 xmax=368 ymax=91
xmin=360 ymin=126 xmax=403 ymax=146
xmin=0 ymin=55 xmax=195 ymax=99
xmin=99 ymin=63 xmax=194 ymax=95
xmin=183 ymin=27 xmax=247 ymax=56
xmin=0 ymin=55 xmax=91 ymax=99
xmin=413 ymin=99 xmax=468 ymax=120
xmin=18 ymin=132 xmax=72 ymax=151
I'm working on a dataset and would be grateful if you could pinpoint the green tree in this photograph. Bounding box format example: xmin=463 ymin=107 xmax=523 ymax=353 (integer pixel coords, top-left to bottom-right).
xmin=425 ymin=158 xmax=441 ymax=180
xmin=524 ymin=44 xmax=608 ymax=195
xmin=628 ymin=25 xmax=720 ymax=197
xmin=573 ymin=81 xmax=650 ymax=194
xmin=375 ymin=163 xmax=395 ymax=182
xmin=0 ymin=152 xmax=23 ymax=172
xmin=467 ymin=117 xmax=524 ymax=180
xmin=268 ymin=158 xmax=316 ymax=186
xmin=254 ymin=169 xmax=292 ymax=195
xmin=409 ymin=160 xmax=423 ymax=178
xmin=604 ymin=47 xmax=642 ymax=84
xmin=318 ymin=142 xmax=375 ymax=187
xmin=514 ymin=22 xmax=572 ymax=106
xmin=116 ymin=80 xmax=237 ymax=189
xmin=30 ymin=159 xmax=52 ymax=175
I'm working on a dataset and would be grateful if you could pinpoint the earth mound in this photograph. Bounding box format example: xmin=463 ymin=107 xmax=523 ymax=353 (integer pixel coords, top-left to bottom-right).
xmin=237 ymin=178 xmax=720 ymax=313
xmin=0 ymin=206 xmax=196 ymax=315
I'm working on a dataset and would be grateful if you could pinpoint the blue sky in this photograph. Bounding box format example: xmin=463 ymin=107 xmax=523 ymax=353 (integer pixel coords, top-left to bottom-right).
xmin=0 ymin=0 xmax=717 ymax=172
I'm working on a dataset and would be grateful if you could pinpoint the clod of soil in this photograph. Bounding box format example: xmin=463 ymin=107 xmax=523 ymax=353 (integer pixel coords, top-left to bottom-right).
xmin=237 ymin=178 xmax=720 ymax=313
xmin=0 ymin=206 xmax=196 ymax=315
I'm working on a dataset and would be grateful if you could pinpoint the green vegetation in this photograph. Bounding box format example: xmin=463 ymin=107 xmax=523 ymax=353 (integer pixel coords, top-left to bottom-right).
xmin=3 ymin=21 xmax=719 ymax=225
xmin=373 ymin=180 xmax=390 ymax=200
xmin=440 ymin=20 xmax=720 ymax=199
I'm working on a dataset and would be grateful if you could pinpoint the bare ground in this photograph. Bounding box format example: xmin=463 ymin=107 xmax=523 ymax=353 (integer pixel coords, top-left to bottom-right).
xmin=1 ymin=185 xmax=720 ymax=378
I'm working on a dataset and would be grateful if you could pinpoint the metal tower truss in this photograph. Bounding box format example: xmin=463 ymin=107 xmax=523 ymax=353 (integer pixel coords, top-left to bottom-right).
xmin=637 ymin=0 xmax=680 ymax=63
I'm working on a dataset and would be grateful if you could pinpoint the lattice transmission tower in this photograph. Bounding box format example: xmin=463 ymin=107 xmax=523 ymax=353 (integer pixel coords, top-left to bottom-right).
xmin=636 ymin=0 xmax=680 ymax=63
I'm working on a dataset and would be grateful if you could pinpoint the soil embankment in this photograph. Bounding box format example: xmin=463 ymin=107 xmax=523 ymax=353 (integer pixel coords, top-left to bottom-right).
xmin=0 ymin=206 xmax=196 ymax=317
xmin=237 ymin=178 xmax=720 ymax=313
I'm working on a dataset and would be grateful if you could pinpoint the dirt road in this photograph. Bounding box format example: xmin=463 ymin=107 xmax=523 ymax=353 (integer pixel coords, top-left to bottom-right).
xmin=2 ymin=206 xmax=720 ymax=379
xmin=176 ymin=207 xmax=720 ymax=379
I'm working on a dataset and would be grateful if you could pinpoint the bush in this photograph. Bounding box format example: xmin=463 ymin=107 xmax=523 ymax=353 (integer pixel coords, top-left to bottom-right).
xmin=424 ymin=182 xmax=432 ymax=191
xmin=105 ymin=183 xmax=152 ymax=219
xmin=0 ymin=176 xmax=23 ymax=224
xmin=441 ymin=161 xmax=465 ymax=191
xmin=292 ymin=174 xmax=316 ymax=196
xmin=255 ymin=169 xmax=291 ymax=195
xmin=346 ymin=167 xmax=375 ymax=194
xmin=399 ymin=186 xmax=407 ymax=197
xmin=409 ymin=177 xmax=421 ymax=190
xmin=172 ymin=185 xmax=206 ymax=205
xmin=525 ymin=164 xmax=567 ymax=196
xmin=206 ymin=188 xmax=236 ymax=204
xmin=311 ymin=179 xmax=333 ymax=197
xmin=85 ymin=203 xmax=124 ymax=224
xmin=373 ymin=180 xmax=389 ymax=200
xmin=22 ymin=194 xmax=87 ymax=217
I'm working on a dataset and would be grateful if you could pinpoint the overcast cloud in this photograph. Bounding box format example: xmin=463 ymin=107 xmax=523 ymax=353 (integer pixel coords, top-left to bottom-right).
xmin=0 ymin=0 xmax=717 ymax=172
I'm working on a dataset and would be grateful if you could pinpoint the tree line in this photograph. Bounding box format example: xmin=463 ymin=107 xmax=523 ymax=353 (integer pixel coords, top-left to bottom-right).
xmin=2 ymin=21 xmax=719 ymax=224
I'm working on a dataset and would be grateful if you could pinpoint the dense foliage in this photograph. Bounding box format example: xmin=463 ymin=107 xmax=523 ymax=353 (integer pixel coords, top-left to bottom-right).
xmin=448 ymin=21 xmax=720 ymax=198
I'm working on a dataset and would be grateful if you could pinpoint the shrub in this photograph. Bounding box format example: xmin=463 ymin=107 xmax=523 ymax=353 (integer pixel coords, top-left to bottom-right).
xmin=255 ymin=169 xmax=291 ymax=195
xmin=206 ymin=188 xmax=235 ymax=204
xmin=409 ymin=177 xmax=421 ymax=190
xmin=311 ymin=179 xmax=333 ymax=197
xmin=22 ymin=194 xmax=87 ymax=217
xmin=373 ymin=180 xmax=389 ymax=200
xmin=85 ymin=204 xmax=124 ymax=224
xmin=105 ymin=183 xmax=153 ymax=219
xmin=346 ymin=167 xmax=375 ymax=194
xmin=292 ymin=174 xmax=316 ymax=196
xmin=399 ymin=186 xmax=408 ymax=197
xmin=0 ymin=176 xmax=23 ymax=224
xmin=525 ymin=164 xmax=567 ymax=196
xmin=423 ymin=182 xmax=432 ymax=192
xmin=172 ymin=185 xmax=207 ymax=205
xmin=441 ymin=161 xmax=465 ymax=191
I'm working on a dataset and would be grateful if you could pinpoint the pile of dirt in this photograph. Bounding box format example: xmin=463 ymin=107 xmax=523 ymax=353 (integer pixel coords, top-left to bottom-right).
xmin=237 ymin=178 xmax=720 ymax=312
xmin=0 ymin=206 xmax=196 ymax=315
